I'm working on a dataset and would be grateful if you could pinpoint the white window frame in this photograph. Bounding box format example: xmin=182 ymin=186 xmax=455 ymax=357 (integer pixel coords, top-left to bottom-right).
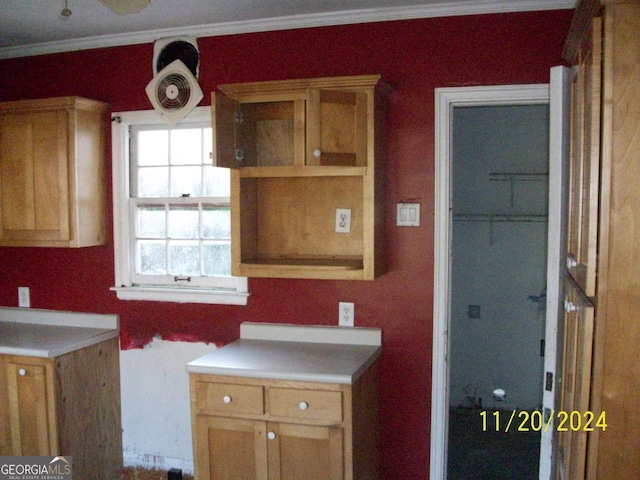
xmin=111 ymin=107 xmax=249 ymax=305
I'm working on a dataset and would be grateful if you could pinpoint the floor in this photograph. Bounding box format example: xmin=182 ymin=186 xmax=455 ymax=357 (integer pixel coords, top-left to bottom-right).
xmin=447 ymin=407 xmax=541 ymax=480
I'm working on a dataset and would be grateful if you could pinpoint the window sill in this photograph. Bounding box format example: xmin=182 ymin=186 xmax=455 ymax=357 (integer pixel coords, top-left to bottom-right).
xmin=111 ymin=286 xmax=249 ymax=306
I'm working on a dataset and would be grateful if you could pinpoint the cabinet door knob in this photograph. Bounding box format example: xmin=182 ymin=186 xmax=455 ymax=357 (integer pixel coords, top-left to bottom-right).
xmin=313 ymin=149 xmax=322 ymax=158
xmin=267 ymin=431 xmax=276 ymax=440
xmin=299 ymin=401 xmax=309 ymax=410
xmin=18 ymin=368 xmax=26 ymax=376
xmin=223 ymin=395 xmax=232 ymax=404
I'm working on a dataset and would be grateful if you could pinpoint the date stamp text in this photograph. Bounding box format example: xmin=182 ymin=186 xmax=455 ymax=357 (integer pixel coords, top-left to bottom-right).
xmin=480 ymin=410 xmax=607 ymax=432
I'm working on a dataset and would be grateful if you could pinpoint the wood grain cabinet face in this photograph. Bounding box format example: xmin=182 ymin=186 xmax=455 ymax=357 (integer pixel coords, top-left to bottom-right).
xmin=561 ymin=2 xmax=640 ymax=479
xmin=0 ymin=96 xmax=110 ymax=247
xmin=190 ymin=367 xmax=379 ymax=480
xmin=0 ymin=357 xmax=57 ymax=456
xmin=211 ymin=76 xmax=390 ymax=280
xmin=566 ymin=18 xmax=602 ymax=297
xmin=557 ymin=278 xmax=595 ymax=480
xmin=0 ymin=339 xmax=123 ymax=479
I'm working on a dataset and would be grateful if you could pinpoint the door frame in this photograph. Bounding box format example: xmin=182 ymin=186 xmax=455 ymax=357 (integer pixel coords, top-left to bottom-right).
xmin=431 ymin=82 xmax=553 ymax=480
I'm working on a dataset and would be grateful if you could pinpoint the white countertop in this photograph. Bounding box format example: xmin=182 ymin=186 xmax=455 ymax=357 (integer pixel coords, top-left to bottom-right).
xmin=0 ymin=307 xmax=119 ymax=358
xmin=187 ymin=322 xmax=382 ymax=384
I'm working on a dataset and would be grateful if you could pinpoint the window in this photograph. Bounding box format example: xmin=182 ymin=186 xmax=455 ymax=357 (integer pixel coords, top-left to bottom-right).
xmin=111 ymin=107 xmax=248 ymax=305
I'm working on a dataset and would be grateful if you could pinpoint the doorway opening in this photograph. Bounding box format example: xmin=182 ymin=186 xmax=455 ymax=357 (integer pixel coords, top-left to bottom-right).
xmin=447 ymin=103 xmax=549 ymax=479
xmin=431 ymin=84 xmax=558 ymax=480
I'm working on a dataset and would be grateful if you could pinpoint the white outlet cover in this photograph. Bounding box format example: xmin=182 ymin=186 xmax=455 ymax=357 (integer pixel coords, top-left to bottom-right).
xmin=335 ymin=208 xmax=351 ymax=233
xmin=338 ymin=302 xmax=354 ymax=327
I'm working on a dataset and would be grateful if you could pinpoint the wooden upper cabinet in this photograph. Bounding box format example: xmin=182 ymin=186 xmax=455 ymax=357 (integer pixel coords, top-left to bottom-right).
xmin=0 ymin=97 xmax=110 ymax=247
xmin=211 ymin=75 xmax=391 ymax=280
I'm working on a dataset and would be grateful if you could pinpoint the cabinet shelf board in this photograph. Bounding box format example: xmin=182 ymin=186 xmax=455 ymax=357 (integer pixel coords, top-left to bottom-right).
xmin=241 ymin=256 xmax=363 ymax=270
xmin=239 ymin=166 xmax=366 ymax=178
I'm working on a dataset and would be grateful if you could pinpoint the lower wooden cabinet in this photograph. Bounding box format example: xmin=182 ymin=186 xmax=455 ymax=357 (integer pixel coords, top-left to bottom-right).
xmin=190 ymin=364 xmax=379 ymax=480
xmin=0 ymin=338 xmax=123 ymax=479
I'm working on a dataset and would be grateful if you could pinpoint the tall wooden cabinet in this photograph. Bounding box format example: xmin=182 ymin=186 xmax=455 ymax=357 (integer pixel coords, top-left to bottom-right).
xmin=212 ymin=75 xmax=391 ymax=280
xmin=559 ymin=1 xmax=640 ymax=479
xmin=0 ymin=96 xmax=109 ymax=247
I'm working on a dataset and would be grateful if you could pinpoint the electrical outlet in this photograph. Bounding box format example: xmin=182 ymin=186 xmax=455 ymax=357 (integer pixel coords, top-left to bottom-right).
xmin=18 ymin=287 xmax=30 ymax=308
xmin=339 ymin=302 xmax=354 ymax=327
xmin=335 ymin=208 xmax=351 ymax=233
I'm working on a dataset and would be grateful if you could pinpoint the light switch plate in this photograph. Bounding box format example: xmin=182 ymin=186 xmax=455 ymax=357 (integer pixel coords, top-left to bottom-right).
xmin=397 ymin=203 xmax=420 ymax=226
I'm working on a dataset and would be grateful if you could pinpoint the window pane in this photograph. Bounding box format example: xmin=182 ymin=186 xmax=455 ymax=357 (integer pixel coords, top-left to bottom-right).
xmin=138 ymin=167 xmax=169 ymax=197
xmin=137 ymin=205 xmax=166 ymax=238
xmin=202 ymin=207 xmax=230 ymax=239
xmin=169 ymin=240 xmax=200 ymax=275
xmin=171 ymin=129 xmax=202 ymax=165
xmin=138 ymin=240 xmax=167 ymax=274
xmin=138 ymin=130 xmax=168 ymax=166
xmin=168 ymin=206 xmax=199 ymax=239
xmin=204 ymin=167 xmax=230 ymax=197
xmin=203 ymin=242 xmax=231 ymax=276
xmin=170 ymin=166 xmax=202 ymax=197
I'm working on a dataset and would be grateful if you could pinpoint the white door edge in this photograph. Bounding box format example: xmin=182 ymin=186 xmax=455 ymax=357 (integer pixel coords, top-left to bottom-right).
xmin=538 ymin=65 xmax=571 ymax=480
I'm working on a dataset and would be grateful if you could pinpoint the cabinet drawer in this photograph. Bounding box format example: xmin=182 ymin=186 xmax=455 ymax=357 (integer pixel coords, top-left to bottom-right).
xmin=195 ymin=381 xmax=264 ymax=415
xmin=268 ymin=388 xmax=342 ymax=423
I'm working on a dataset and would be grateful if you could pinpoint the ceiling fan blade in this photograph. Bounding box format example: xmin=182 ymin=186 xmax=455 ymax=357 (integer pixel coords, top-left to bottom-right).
xmin=98 ymin=0 xmax=151 ymax=15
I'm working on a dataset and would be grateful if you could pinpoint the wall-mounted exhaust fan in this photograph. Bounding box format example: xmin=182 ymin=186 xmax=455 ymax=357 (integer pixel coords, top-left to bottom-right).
xmin=145 ymin=59 xmax=203 ymax=125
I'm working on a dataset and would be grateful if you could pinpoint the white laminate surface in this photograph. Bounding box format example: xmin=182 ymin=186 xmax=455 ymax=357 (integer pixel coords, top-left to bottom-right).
xmin=187 ymin=323 xmax=382 ymax=384
xmin=0 ymin=307 xmax=119 ymax=358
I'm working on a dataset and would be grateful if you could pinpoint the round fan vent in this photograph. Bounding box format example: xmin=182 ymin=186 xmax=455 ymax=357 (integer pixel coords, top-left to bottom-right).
xmin=145 ymin=59 xmax=204 ymax=125
xmin=156 ymin=72 xmax=192 ymax=110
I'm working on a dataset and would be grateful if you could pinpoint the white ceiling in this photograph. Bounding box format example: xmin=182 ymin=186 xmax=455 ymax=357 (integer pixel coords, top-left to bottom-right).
xmin=0 ymin=0 xmax=575 ymax=59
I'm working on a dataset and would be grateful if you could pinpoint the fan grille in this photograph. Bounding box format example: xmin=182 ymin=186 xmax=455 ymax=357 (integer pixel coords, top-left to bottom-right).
xmin=156 ymin=73 xmax=192 ymax=110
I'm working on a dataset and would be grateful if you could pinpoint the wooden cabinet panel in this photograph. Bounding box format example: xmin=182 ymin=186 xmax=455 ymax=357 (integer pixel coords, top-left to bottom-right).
xmin=562 ymin=2 xmax=640 ymax=479
xmin=267 ymin=422 xmax=343 ymax=480
xmin=557 ymin=278 xmax=595 ymax=480
xmin=190 ymin=364 xmax=379 ymax=480
xmin=194 ymin=380 xmax=264 ymax=415
xmin=268 ymin=387 xmax=342 ymax=423
xmin=212 ymin=76 xmax=390 ymax=280
xmin=0 ymin=97 xmax=109 ymax=247
xmin=194 ymin=415 xmax=267 ymax=480
xmin=566 ymin=17 xmax=602 ymax=298
xmin=0 ymin=338 xmax=122 ymax=478
xmin=4 ymin=358 xmax=57 ymax=455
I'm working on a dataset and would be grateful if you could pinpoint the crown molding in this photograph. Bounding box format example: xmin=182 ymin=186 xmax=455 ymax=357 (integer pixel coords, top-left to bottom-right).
xmin=0 ymin=0 xmax=575 ymax=60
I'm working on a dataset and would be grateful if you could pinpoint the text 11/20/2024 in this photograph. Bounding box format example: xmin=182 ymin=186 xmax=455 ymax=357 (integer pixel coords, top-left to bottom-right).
xmin=480 ymin=410 xmax=607 ymax=433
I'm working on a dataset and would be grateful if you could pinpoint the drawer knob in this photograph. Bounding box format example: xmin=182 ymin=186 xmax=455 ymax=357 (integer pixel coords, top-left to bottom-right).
xmin=18 ymin=368 xmax=26 ymax=376
xmin=313 ymin=149 xmax=322 ymax=158
xmin=267 ymin=431 xmax=276 ymax=440
xmin=223 ymin=395 xmax=232 ymax=404
xmin=299 ymin=401 xmax=309 ymax=410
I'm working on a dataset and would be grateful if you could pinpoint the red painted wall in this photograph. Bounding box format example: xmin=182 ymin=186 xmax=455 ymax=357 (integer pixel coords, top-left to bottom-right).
xmin=0 ymin=10 xmax=572 ymax=478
